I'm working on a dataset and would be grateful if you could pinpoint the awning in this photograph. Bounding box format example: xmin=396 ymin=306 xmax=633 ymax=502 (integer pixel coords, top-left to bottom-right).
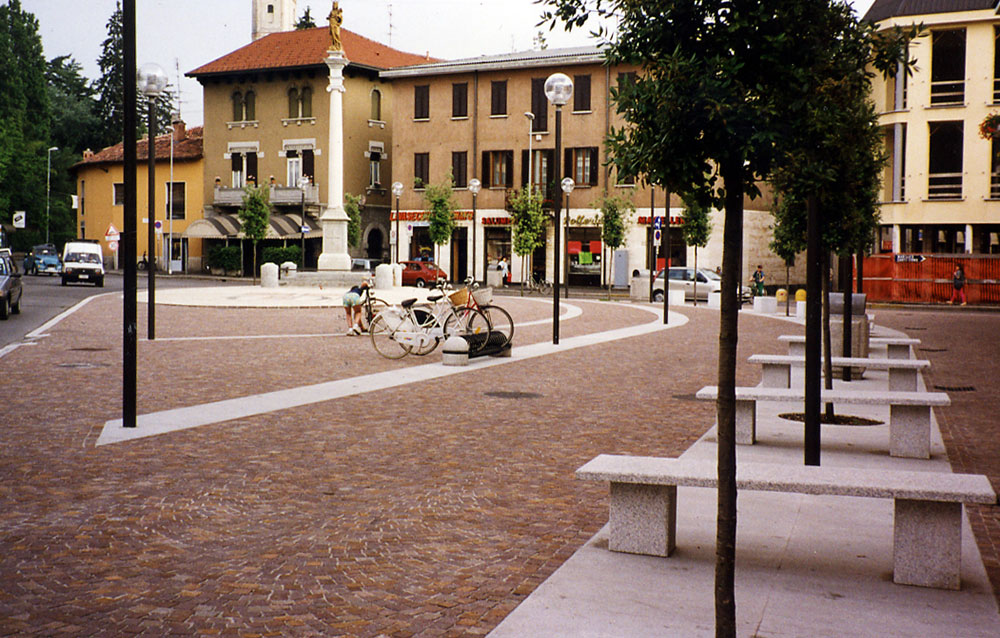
xmin=183 ymin=214 xmax=322 ymax=239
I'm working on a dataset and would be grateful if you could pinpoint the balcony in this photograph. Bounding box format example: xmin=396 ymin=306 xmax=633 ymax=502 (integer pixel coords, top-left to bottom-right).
xmin=213 ymin=185 xmax=319 ymax=207
xmin=991 ymin=172 xmax=1000 ymax=199
xmin=930 ymin=80 xmax=964 ymax=106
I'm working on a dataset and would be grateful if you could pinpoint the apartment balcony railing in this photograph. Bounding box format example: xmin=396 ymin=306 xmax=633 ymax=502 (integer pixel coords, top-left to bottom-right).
xmin=213 ymin=185 xmax=319 ymax=207
xmin=930 ymin=80 xmax=964 ymax=106
xmin=994 ymin=78 xmax=1000 ymax=104
xmin=991 ymin=172 xmax=1000 ymax=199
xmin=927 ymin=173 xmax=962 ymax=200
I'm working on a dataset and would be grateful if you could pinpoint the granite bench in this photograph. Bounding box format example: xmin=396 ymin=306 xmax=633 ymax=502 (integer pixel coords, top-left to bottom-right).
xmin=778 ymin=335 xmax=921 ymax=359
xmin=577 ymin=454 xmax=996 ymax=589
xmin=748 ymin=354 xmax=930 ymax=391
xmin=694 ymin=385 xmax=950 ymax=458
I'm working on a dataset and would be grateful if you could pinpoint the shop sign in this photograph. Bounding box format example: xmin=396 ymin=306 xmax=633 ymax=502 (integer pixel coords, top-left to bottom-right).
xmin=482 ymin=217 xmax=512 ymax=226
xmin=637 ymin=215 xmax=683 ymax=225
xmin=391 ymin=210 xmax=474 ymax=221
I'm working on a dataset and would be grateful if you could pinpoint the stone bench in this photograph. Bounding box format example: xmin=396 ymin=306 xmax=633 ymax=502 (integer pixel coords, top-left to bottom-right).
xmin=695 ymin=385 xmax=950 ymax=458
xmin=748 ymin=354 xmax=930 ymax=391
xmin=778 ymin=335 xmax=920 ymax=359
xmin=577 ymin=454 xmax=996 ymax=589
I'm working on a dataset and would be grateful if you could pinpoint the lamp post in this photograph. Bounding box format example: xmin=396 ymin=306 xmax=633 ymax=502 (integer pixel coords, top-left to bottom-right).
xmin=138 ymin=62 xmax=168 ymax=342
xmin=544 ymin=73 xmax=573 ymax=345
xmin=561 ymin=177 xmax=574 ymax=299
xmin=45 ymin=146 xmax=58 ymax=244
xmin=298 ymin=175 xmax=310 ymax=270
xmin=469 ymin=177 xmax=481 ymax=282
xmin=524 ymin=112 xmax=535 ymax=195
xmin=391 ymin=181 xmax=404 ymax=264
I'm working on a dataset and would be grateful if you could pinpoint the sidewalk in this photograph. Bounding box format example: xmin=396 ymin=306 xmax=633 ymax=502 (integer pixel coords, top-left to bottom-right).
xmin=488 ymin=321 xmax=1000 ymax=638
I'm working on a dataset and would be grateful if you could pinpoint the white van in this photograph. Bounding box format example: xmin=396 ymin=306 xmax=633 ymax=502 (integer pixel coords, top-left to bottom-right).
xmin=61 ymin=241 xmax=105 ymax=287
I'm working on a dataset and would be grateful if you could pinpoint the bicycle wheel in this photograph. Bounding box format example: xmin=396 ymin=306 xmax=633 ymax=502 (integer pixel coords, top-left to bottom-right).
xmin=538 ymin=280 xmax=551 ymax=295
xmin=363 ymin=298 xmax=388 ymax=327
xmin=409 ymin=307 xmax=440 ymax=356
xmin=443 ymin=306 xmax=491 ymax=354
xmin=369 ymin=314 xmax=410 ymax=359
xmin=480 ymin=304 xmax=513 ymax=347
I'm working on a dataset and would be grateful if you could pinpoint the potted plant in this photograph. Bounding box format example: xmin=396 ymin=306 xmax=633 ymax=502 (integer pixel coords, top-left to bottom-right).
xmin=979 ymin=113 xmax=1000 ymax=140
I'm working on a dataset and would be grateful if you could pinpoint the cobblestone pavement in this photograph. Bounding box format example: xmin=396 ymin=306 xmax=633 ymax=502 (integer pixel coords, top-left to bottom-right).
xmin=873 ymin=307 xmax=1000 ymax=608
xmin=1 ymin=297 xmax=994 ymax=636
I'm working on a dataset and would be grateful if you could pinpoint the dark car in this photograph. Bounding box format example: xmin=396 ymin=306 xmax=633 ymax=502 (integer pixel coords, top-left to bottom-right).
xmin=24 ymin=243 xmax=61 ymax=275
xmin=0 ymin=251 xmax=23 ymax=319
xmin=400 ymin=260 xmax=447 ymax=287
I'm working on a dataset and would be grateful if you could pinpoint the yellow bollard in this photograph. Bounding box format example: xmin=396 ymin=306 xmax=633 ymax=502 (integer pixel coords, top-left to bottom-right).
xmin=776 ymin=288 xmax=787 ymax=302
xmin=795 ymin=289 xmax=807 ymax=302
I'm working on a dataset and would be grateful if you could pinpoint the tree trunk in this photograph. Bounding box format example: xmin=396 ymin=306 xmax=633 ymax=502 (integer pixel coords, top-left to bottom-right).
xmin=715 ymin=157 xmax=742 ymax=638
xmin=822 ymin=251 xmax=834 ymax=420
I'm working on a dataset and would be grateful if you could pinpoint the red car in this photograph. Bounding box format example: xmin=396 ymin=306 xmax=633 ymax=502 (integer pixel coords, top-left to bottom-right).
xmin=400 ymin=260 xmax=447 ymax=287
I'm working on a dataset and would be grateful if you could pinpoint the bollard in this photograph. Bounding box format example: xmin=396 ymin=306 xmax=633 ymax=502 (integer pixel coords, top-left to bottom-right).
xmin=795 ymin=288 xmax=807 ymax=302
xmin=776 ymin=288 xmax=787 ymax=303
xmin=442 ymin=335 xmax=470 ymax=366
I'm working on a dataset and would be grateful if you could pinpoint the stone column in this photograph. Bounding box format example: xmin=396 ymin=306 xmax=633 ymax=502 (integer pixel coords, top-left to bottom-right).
xmin=318 ymin=49 xmax=351 ymax=271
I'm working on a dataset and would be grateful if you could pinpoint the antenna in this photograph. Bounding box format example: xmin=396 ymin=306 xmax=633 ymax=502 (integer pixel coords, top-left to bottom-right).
xmin=174 ymin=58 xmax=182 ymax=120
xmin=388 ymin=2 xmax=393 ymax=46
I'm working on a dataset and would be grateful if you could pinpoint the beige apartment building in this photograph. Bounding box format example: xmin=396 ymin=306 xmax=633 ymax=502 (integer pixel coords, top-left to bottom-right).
xmin=381 ymin=47 xmax=783 ymax=288
xmin=185 ymin=4 xmax=429 ymax=271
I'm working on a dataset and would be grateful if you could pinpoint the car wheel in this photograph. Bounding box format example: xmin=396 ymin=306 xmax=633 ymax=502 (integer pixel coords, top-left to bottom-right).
xmin=652 ymin=290 xmax=664 ymax=302
xmin=415 ymin=278 xmax=426 ymax=288
xmin=96 ymin=277 xmax=104 ymax=288
xmin=11 ymin=294 xmax=20 ymax=314
xmin=61 ymin=277 xmax=67 ymax=286
xmin=0 ymin=297 xmax=8 ymax=320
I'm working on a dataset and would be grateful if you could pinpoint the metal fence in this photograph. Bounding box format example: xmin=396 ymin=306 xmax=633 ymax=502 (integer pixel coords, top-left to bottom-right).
xmin=860 ymin=254 xmax=1000 ymax=304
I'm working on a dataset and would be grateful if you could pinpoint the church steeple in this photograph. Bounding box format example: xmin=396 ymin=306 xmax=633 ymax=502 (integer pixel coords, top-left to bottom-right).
xmin=252 ymin=0 xmax=297 ymax=41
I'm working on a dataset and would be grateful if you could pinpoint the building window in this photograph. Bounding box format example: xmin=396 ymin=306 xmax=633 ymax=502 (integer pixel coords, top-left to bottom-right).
xmin=617 ymin=72 xmax=637 ymax=90
xmin=615 ymin=168 xmax=635 ymax=186
xmin=371 ymin=89 xmax=382 ymax=121
xmin=994 ymin=27 xmax=1000 ymax=104
xmin=287 ymin=87 xmax=312 ymax=119
xmin=482 ymin=150 xmax=513 ymax=188
xmin=288 ymin=88 xmax=299 ymax=118
xmin=285 ymin=148 xmax=315 ymax=188
xmin=927 ymin=121 xmax=963 ymax=200
xmin=164 ymin=182 xmax=185 ymax=219
xmin=300 ymin=86 xmax=312 ymax=117
xmin=491 ymin=80 xmax=507 ymax=116
xmin=565 ymin=147 xmax=599 ymax=187
xmin=991 ymin=138 xmax=1000 ymax=199
xmin=113 ymin=182 xmax=124 ymax=206
xmin=414 ymin=85 xmax=430 ymax=120
xmin=414 ymin=152 xmax=429 ymax=188
xmin=452 ymin=83 xmax=468 ymax=118
xmin=370 ymin=157 xmax=381 ymax=188
xmin=530 ymin=78 xmax=548 ymax=132
xmin=452 ymin=151 xmax=468 ymax=188
xmin=930 ymin=29 xmax=965 ymax=106
xmin=884 ymin=124 xmax=906 ymax=201
xmin=574 ymin=74 xmax=591 ymax=112
xmin=521 ymin=149 xmax=553 ymax=195
xmin=231 ymin=149 xmax=259 ymax=187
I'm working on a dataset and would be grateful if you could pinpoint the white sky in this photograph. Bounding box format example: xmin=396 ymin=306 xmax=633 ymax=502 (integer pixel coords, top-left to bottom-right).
xmin=26 ymin=0 xmax=876 ymax=130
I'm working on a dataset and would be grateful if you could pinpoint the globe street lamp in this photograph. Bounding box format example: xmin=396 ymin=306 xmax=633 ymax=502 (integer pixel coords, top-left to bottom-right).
xmin=391 ymin=181 xmax=404 ymax=264
xmin=544 ymin=72 xmax=573 ymax=345
xmin=561 ymin=177 xmax=574 ymax=299
xmin=468 ymin=177 xmax=481 ymax=282
xmin=45 ymin=146 xmax=58 ymax=244
xmin=298 ymin=175 xmax=310 ymax=270
xmin=138 ymin=62 xmax=168 ymax=341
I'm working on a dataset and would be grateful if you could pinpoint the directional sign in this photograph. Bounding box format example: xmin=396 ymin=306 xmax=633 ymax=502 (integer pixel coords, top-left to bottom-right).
xmin=12 ymin=211 xmax=25 ymax=229
xmin=894 ymin=254 xmax=926 ymax=263
xmin=653 ymin=216 xmax=662 ymax=230
xmin=300 ymin=225 xmax=311 ymax=233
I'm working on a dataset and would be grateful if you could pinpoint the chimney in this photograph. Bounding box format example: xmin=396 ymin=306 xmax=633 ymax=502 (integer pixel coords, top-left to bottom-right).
xmin=172 ymin=119 xmax=186 ymax=142
xmin=83 ymin=149 xmax=94 ymax=160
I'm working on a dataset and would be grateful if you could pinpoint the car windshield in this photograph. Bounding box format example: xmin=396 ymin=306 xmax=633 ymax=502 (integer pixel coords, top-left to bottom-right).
xmin=702 ymin=270 xmax=721 ymax=281
xmin=0 ymin=260 xmax=10 ymax=275
xmin=67 ymin=252 xmax=100 ymax=264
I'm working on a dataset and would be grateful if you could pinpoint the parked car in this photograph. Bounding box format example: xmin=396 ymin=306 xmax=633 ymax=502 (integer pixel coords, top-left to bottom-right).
xmin=0 ymin=250 xmax=23 ymax=319
xmin=652 ymin=267 xmax=752 ymax=303
xmin=61 ymin=241 xmax=105 ymax=287
xmin=351 ymin=258 xmax=382 ymax=273
xmin=400 ymin=260 xmax=447 ymax=287
xmin=24 ymin=243 xmax=62 ymax=275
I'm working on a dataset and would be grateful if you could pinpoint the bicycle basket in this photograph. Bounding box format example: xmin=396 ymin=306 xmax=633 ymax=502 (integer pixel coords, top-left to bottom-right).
xmin=471 ymin=287 xmax=493 ymax=305
xmin=448 ymin=287 xmax=470 ymax=306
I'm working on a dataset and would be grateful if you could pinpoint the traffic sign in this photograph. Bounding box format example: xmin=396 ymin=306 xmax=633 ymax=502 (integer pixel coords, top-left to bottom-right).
xmin=12 ymin=211 xmax=25 ymax=229
xmin=108 ymin=241 xmax=118 ymax=251
xmin=653 ymin=229 xmax=662 ymax=247
xmin=653 ymin=216 xmax=662 ymax=230
xmin=154 ymin=220 xmax=163 ymax=233
xmin=105 ymin=223 xmax=120 ymax=241
xmin=300 ymin=224 xmax=311 ymax=233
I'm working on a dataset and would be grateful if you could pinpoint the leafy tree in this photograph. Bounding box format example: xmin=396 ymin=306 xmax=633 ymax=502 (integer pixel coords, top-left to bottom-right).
xmin=595 ymin=192 xmax=633 ymax=297
xmin=94 ymin=1 xmax=174 ymax=148
xmin=541 ymin=1 xmax=911 ymax=634
xmin=508 ymin=186 xmax=546 ymax=293
xmin=344 ymin=193 xmax=362 ymax=248
xmin=422 ymin=173 xmax=456 ymax=266
xmin=238 ymin=185 xmax=270 ymax=282
xmin=295 ymin=7 xmax=317 ymax=29
xmin=681 ymin=195 xmax=712 ymax=305
xmin=46 ymin=56 xmax=101 ymax=154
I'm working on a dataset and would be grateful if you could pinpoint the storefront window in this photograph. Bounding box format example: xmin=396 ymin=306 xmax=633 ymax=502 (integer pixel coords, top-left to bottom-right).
xmin=568 ymin=227 xmax=602 ymax=286
xmin=485 ymin=226 xmax=511 ymax=272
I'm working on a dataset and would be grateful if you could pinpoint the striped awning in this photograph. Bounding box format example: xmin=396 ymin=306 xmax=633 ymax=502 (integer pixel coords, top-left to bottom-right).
xmin=183 ymin=214 xmax=321 ymax=239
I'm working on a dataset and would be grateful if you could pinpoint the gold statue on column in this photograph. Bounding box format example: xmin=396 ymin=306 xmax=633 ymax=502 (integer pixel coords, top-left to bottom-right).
xmin=328 ymin=2 xmax=343 ymax=52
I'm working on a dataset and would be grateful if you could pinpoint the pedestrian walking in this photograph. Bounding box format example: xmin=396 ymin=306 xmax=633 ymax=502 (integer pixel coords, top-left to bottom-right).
xmin=342 ymin=281 xmax=370 ymax=335
xmin=497 ymin=256 xmax=509 ymax=286
xmin=751 ymin=264 xmax=766 ymax=297
xmin=949 ymin=264 xmax=967 ymax=306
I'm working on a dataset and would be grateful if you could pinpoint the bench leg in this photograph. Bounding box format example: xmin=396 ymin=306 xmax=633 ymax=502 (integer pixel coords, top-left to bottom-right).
xmin=886 ymin=343 xmax=910 ymax=359
xmin=608 ymin=482 xmax=677 ymax=557
xmin=735 ymin=399 xmax=757 ymax=445
xmin=893 ymin=499 xmax=962 ymax=590
xmin=760 ymin=363 xmax=790 ymax=389
xmin=888 ymin=368 xmax=918 ymax=392
xmin=889 ymin=405 xmax=931 ymax=459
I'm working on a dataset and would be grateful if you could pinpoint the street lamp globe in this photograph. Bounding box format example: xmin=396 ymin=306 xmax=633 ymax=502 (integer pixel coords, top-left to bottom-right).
xmin=137 ymin=63 xmax=169 ymax=98
xmin=391 ymin=181 xmax=404 ymax=197
xmin=468 ymin=178 xmax=481 ymax=195
xmin=544 ymin=73 xmax=574 ymax=106
xmin=561 ymin=177 xmax=575 ymax=195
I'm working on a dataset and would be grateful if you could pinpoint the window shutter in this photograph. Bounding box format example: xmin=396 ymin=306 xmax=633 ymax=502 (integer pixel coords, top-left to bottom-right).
xmin=589 ymin=148 xmax=599 ymax=186
xmin=303 ymin=150 xmax=315 ymax=181
xmin=574 ymin=75 xmax=591 ymax=111
xmin=521 ymin=149 xmax=529 ymax=187
xmin=531 ymin=78 xmax=547 ymax=131
xmin=301 ymin=87 xmax=312 ymax=118
xmin=244 ymin=91 xmax=256 ymax=121
xmin=505 ymin=151 xmax=514 ymax=188
xmin=231 ymin=152 xmax=242 ymax=174
xmin=288 ymin=88 xmax=299 ymax=118
xmin=482 ymin=151 xmax=490 ymax=186
xmin=564 ymin=148 xmax=572 ymax=179
xmin=232 ymin=92 xmax=243 ymax=121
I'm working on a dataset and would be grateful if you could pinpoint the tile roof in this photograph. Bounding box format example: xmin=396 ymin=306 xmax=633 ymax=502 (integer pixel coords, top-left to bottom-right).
xmin=863 ymin=0 xmax=999 ymax=22
xmin=73 ymin=125 xmax=203 ymax=169
xmin=381 ymin=46 xmax=604 ymax=78
xmin=187 ymin=27 xmax=433 ymax=77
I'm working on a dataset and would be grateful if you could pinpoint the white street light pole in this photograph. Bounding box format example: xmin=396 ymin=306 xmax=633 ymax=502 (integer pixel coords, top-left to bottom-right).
xmin=46 ymin=146 xmax=58 ymax=244
xmin=468 ymin=177 xmax=481 ymax=282
xmin=544 ymin=72 xmax=573 ymax=345
xmin=138 ymin=62 xmax=169 ymax=341
xmin=561 ymin=177 xmax=575 ymax=299
xmin=391 ymin=181 xmax=404 ymax=264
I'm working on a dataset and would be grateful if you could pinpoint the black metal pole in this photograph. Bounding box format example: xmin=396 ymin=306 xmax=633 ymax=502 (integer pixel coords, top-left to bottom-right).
xmin=472 ymin=193 xmax=477 ymax=282
xmin=123 ymin=0 xmax=137 ymax=427
xmin=842 ymin=254 xmax=853 ymax=381
xmin=804 ymin=197 xmax=822 ymax=465
xmin=552 ymin=106 xmax=562 ymax=344
xmin=395 ymin=195 xmax=400 ymax=263
xmin=649 ymin=187 xmax=655 ymax=302
xmin=147 ymin=98 xmax=156 ymax=341
xmin=662 ymin=189 xmax=670 ymax=324
xmin=301 ymin=188 xmax=306 ymax=270
xmin=564 ymin=192 xmax=569 ymax=299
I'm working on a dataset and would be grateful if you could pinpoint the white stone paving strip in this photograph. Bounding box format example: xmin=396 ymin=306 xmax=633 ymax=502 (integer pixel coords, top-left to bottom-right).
xmin=96 ymin=302 xmax=686 ymax=446
xmin=1 ymin=294 xmax=112 ymax=361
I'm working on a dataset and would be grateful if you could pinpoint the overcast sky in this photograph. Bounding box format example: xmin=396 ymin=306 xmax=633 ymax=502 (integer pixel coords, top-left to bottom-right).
xmin=26 ymin=0 xmax=877 ymax=131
